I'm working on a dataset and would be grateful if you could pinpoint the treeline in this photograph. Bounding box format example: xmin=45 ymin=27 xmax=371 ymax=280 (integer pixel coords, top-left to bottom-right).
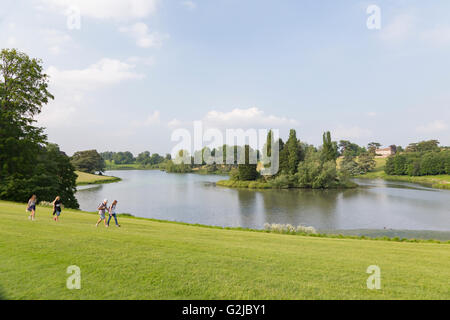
xmin=385 ymin=140 xmax=450 ymax=176
xmin=0 ymin=49 xmax=79 ymax=208
xmin=101 ymin=151 xmax=170 ymax=167
xmin=169 ymin=130 xmax=372 ymax=189
xmin=69 ymin=150 xmax=171 ymax=173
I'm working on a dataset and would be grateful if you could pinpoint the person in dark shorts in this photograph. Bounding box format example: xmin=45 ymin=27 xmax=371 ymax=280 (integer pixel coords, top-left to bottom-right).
xmin=26 ymin=195 xmax=37 ymax=221
xmin=96 ymin=199 xmax=108 ymax=227
xmin=52 ymin=196 xmax=62 ymax=222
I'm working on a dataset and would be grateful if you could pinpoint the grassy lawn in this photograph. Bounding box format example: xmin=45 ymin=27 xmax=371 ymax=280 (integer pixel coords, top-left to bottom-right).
xmin=0 ymin=200 xmax=449 ymax=300
xmin=357 ymin=158 xmax=450 ymax=190
xmin=75 ymin=171 xmax=121 ymax=186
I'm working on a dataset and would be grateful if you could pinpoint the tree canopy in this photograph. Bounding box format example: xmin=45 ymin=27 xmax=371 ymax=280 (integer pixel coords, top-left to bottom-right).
xmin=0 ymin=49 xmax=78 ymax=208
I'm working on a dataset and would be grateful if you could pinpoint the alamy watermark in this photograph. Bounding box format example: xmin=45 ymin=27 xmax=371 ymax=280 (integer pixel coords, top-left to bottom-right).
xmin=66 ymin=265 xmax=81 ymax=290
xmin=366 ymin=265 xmax=381 ymax=290
xmin=66 ymin=6 xmax=81 ymax=30
xmin=170 ymin=122 xmax=280 ymax=175
xmin=366 ymin=5 xmax=381 ymax=30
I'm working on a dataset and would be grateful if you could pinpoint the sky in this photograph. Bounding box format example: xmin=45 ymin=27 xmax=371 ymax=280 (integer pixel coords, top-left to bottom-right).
xmin=1 ymin=0 xmax=450 ymax=155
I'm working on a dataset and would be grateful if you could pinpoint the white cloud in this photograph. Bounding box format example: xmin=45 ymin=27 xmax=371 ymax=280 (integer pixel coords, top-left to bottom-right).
xmin=380 ymin=14 xmax=415 ymax=42
xmin=47 ymin=58 xmax=144 ymax=90
xmin=333 ymin=125 xmax=373 ymax=140
xmin=119 ymin=23 xmax=168 ymax=48
xmin=168 ymin=119 xmax=183 ymax=128
xmin=202 ymin=107 xmax=298 ymax=128
xmin=144 ymin=111 xmax=161 ymax=125
xmin=417 ymin=120 xmax=448 ymax=133
xmin=40 ymin=0 xmax=158 ymax=20
xmin=38 ymin=58 xmax=144 ymax=128
xmin=181 ymin=1 xmax=197 ymax=11
xmin=41 ymin=29 xmax=74 ymax=55
xmin=367 ymin=112 xmax=377 ymax=117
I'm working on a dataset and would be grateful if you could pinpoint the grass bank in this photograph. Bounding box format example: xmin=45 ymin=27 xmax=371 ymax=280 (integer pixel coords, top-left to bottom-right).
xmin=75 ymin=171 xmax=121 ymax=186
xmin=1 ymin=200 xmax=449 ymax=300
xmin=216 ymin=179 xmax=357 ymax=190
xmin=216 ymin=180 xmax=272 ymax=189
xmin=357 ymin=158 xmax=450 ymax=190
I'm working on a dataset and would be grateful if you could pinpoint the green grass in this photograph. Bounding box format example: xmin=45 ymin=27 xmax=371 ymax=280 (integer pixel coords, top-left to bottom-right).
xmin=216 ymin=180 xmax=272 ymax=189
xmin=0 ymin=201 xmax=449 ymax=300
xmin=75 ymin=171 xmax=121 ymax=186
xmin=357 ymin=158 xmax=450 ymax=190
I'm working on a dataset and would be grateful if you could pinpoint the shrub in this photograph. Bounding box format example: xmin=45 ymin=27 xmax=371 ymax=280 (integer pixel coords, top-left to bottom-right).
xmin=264 ymin=223 xmax=317 ymax=235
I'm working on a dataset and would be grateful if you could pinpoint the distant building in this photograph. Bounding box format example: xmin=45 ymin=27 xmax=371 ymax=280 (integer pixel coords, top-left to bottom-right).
xmin=375 ymin=146 xmax=396 ymax=158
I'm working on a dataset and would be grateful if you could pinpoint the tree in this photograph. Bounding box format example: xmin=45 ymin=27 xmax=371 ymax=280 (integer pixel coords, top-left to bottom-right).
xmin=338 ymin=140 xmax=365 ymax=156
xmin=150 ymin=153 xmax=165 ymax=165
xmin=297 ymin=149 xmax=338 ymax=188
xmin=340 ymin=150 xmax=360 ymax=176
xmin=71 ymin=150 xmax=105 ymax=173
xmin=321 ymin=131 xmax=338 ymax=162
xmin=136 ymin=151 xmax=151 ymax=166
xmin=368 ymin=142 xmax=381 ymax=154
xmin=0 ymin=49 xmax=78 ymax=208
xmin=112 ymin=151 xmax=134 ymax=164
xmin=280 ymin=129 xmax=302 ymax=175
xmin=0 ymin=143 xmax=79 ymax=208
xmin=357 ymin=151 xmax=376 ymax=173
xmin=100 ymin=151 xmax=115 ymax=161
xmin=0 ymin=49 xmax=52 ymax=180
xmin=406 ymin=140 xmax=440 ymax=153
xmin=238 ymin=145 xmax=259 ymax=181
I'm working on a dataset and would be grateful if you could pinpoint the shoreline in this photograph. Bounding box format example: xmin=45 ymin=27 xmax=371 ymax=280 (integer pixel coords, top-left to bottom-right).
xmin=67 ymin=206 xmax=450 ymax=243
xmin=75 ymin=171 xmax=122 ymax=186
xmin=215 ymin=179 xmax=358 ymax=190
xmin=356 ymin=172 xmax=450 ymax=190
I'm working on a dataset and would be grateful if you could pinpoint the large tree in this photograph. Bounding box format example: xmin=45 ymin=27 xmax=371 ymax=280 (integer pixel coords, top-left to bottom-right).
xmin=280 ymin=129 xmax=303 ymax=175
xmin=238 ymin=145 xmax=259 ymax=181
xmin=0 ymin=49 xmax=78 ymax=208
xmin=321 ymin=131 xmax=338 ymax=162
xmin=0 ymin=49 xmax=53 ymax=178
xmin=71 ymin=150 xmax=106 ymax=173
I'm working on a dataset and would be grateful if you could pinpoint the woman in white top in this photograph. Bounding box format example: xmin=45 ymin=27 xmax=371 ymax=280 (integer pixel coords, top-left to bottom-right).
xmin=107 ymin=200 xmax=120 ymax=227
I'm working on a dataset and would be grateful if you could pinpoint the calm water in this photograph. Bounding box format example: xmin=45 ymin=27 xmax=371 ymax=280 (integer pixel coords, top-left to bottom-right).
xmin=76 ymin=170 xmax=450 ymax=231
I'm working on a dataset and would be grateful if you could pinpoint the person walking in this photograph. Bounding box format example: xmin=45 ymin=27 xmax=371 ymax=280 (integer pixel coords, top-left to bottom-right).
xmin=26 ymin=195 xmax=37 ymax=221
xmin=107 ymin=200 xmax=120 ymax=227
xmin=52 ymin=196 xmax=62 ymax=222
xmin=96 ymin=199 xmax=108 ymax=227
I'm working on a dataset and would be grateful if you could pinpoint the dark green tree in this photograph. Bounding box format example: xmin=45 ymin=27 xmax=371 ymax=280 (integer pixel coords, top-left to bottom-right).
xmin=71 ymin=150 xmax=105 ymax=173
xmin=136 ymin=151 xmax=151 ymax=166
xmin=238 ymin=145 xmax=259 ymax=181
xmin=357 ymin=151 xmax=376 ymax=174
xmin=321 ymin=131 xmax=338 ymax=162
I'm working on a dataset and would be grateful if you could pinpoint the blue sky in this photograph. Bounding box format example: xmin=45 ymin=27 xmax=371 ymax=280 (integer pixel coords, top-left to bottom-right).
xmin=1 ymin=0 xmax=450 ymax=155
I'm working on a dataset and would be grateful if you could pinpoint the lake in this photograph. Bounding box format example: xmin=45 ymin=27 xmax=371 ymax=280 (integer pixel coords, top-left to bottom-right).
xmin=76 ymin=170 xmax=450 ymax=231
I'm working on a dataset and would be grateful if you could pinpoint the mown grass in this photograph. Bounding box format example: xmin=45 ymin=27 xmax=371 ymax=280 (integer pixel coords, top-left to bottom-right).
xmin=75 ymin=171 xmax=121 ymax=186
xmin=0 ymin=200 xmax=449 ymax=300
xmin=357 ymin=158 xmax=450 ymax=189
